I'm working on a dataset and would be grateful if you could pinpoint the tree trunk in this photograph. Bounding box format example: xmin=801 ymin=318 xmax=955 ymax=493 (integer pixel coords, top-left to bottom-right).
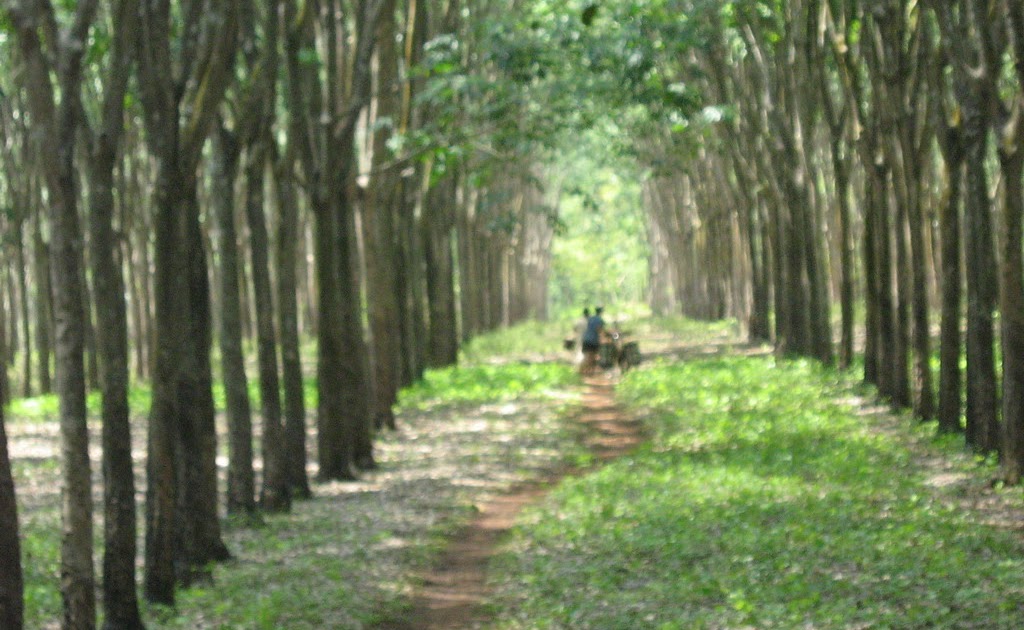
xmin=938 ymin=128 xmax=965 ymax=434
xmin=999 ymin=126 xmax=1024 ymax=481
xmin=178 ymin=186 xmax=232 ymax=575
xmin=86 ymin=2 xmax=143 ymax=620
xmin=211 ymin=127 xmax=256 ymax=516
xmin=893 ymin=177 xmax=912 ymax=410
xmin=364 ymin=0 xmax=402 ymax=430
xmin=872 ymin=159 xmax=898 ymax=402
xmin=245 ymin=149 xmax=290 ymax=511
xmin=14 ymin=234 xmax=32 ymax=398
xmin=339 ymin=197 xmax=376 ymax=471
xmin=834 ymin=150 xmax=855 ymax=368
xmin=313 ymin=195 xmax=357 ymax=481
xmin=33 ymin=212 xmax=52 ymax=394
xmin=424 ymin=172 xmax=460 ymax=367
xmin=136 ymin=0 xmax=239 ymax=602
xmin=273 ymin=146 xmax=311 ymax=498
xmin=0 ymin=292 xmax=7 ymax=406
xmin=395 ymin=174 xmax=427 ymax=386
xmin=963 ymin=122 xmax=999 ymax=452
xmin=0 ymin=398 xmax=22 ymax=630
xmin=7 ymin=3 xmax=100 ymax=624
xmin=1000 ymin=0 xmax=1024 ymax=482
xmin=53 ymin=75 xmax=96 ymax=630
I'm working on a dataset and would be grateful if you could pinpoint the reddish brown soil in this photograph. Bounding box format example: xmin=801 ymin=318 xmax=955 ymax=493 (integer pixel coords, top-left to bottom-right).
xmin=382 ymin=373 xmax=644 ymax=630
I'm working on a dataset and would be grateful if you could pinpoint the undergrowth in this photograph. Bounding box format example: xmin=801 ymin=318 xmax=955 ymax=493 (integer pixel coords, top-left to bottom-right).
xmin=8 ymin=320 xmax=581 ymax=629
xmin=490 ymin=353 xmax=1024 ymax=629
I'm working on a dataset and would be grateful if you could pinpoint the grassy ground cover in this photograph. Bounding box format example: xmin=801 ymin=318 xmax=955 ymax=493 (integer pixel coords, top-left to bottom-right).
xmin=7 ymin=321 xmax=584 ymax=628
xmin=490 ymin=351 xmax=1024 ymax=629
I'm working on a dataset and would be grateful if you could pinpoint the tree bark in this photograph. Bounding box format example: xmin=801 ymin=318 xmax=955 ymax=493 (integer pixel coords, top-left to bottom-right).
xmin=273 ymin=143 xmax=311 ymax=498
xmin=178 ymin=185 xmax=233 ymax=575
xmin=0 ymin=384 xmax=23 ymax=630
xmin=83 ymin=2 xmax=144 ymax=625
xmin=364 ymin=0 xmax=402 ymax=430
xmin=424 ymin=171 xmax=460 ymax=367
xmin=211 ymin=126 xmax=256 ymax=516
xmin=136 ymin=0 xmax=239 ymax=603
xmin=6 ymin=2 xmax=100 ymax=626
xmin=312 ymin=194 xmax=357 ymax=480
xmin=0 ymin=289 xmax=8 ymax=406
xmin=14 ymin=234 xmax=32 ymax=397
xmin=999 ymin=0 xmax=1024 ymax=482
xmin=963 ymin=113 xmax=999 ymax=452
xmin=245 ymin=148 xmax=290 ymax=511
xmin=937 ymin=125 xmax=965 ymax=435
xmin=32 ymin=208 xmax=52 ymax=394
xmin=998 ymin=130 xmax=1024 ymax=481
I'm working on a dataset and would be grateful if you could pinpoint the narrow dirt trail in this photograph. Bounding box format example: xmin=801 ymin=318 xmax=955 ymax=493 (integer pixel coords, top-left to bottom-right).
xmin=383 ymin=373 xmax=644 ymax=630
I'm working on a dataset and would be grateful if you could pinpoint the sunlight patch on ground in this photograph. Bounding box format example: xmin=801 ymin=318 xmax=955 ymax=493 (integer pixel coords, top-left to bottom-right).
xmin=6 ymin=373 xmax=584 ymax=628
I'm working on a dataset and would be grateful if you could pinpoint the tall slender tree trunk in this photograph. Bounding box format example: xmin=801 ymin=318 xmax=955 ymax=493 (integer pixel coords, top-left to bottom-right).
xmin=0 ymin=295 xmax=7 ymax=406
xmin=999 ymin=131 xmax=1024 ymax=481
xmin=339 ymin=194 xmax=376 ymax=471
xmin=179 ymin=186 xmax=232 ymax=572
xmin=86 ymin=2 xmax=143 ymax=620
xmin=273 ymin=146 xmax=311 ymax=498
xmin=364 ymin=0 xmax=401 ymax=430
xmin=892 ymin=179 xmax=912 ymax=409
xmin=834 ymin=154 xmax=854 ymax=368
xmin=907 ymin=181 xmax=935 ymax=420
xmin=313 ymin=194 xmax=357 ymax=481
xmin=424 ymin=172 xmax=459 ymax=367
xmin=963 ymin=123 xmax=999 ymax=452
xmin=0 ymin=394 xmax=22 ymax=630
xmin=53 ymin=69 xmax=96 ymax=630
xmin=211 ymin=127 xmax=256 ymax=516
xmin=872 ymin=161 xmax=897 ymax=401
xmin=7 ymin=3 xmax=101 ymax=624
xmin=246 ymin=149 xmax=290 ymax=511
xmin=14 ymin=235 xmax=32 ymax=398
xmin=143 ymin=149 xmax=185 ymax=604
xmin=277 ymin=2 xmax=313 ymax=499
xmin=33 ymin=213 xmax=52 ymax=394
xmin=1000 ymin=1 xmax=1024 ymax=481
xmin=938 ymin=129 xmax=965 ymax=434
xmin=137 ymin=0 xmax=239 ymax=602
xmin=396 ymin=183 xmax=426 ymax=386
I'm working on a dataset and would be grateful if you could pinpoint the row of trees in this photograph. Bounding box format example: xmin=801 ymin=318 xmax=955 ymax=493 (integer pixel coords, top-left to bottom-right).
xmin=615 ymin=1 xmax=1024 ymax=466
xmin=15 ymin=0 xmax=1024 ymax=626
xmin=476 ymin=0 xmax=1024 ymax=477
xmin=0 ymin=0 xmax=565 ymax=627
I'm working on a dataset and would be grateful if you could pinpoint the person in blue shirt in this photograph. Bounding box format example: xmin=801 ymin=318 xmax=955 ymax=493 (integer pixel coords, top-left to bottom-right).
xmin=580 ymin=306 xmax=606 ymax=375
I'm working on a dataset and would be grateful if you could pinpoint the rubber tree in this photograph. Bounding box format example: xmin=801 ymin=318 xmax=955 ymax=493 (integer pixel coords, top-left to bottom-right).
xmin=4 ymin=0 xmax=99 ymax=625
xmin=135 ymin=0 xmax=240 ymax=603
xmin=0 ymin=383 xmax=22 ymax=629
xmin=286 ymin=0 xmax=384 ymax=480
xmin=79 ymin=0 xmax=145 ymax=624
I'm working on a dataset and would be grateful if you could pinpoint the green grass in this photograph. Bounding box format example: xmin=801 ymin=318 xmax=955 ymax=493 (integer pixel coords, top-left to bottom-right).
xmin=6 ymin=385 xmax=153 ymax=424
xmin=8 ymin=322 xmax=585 ymax=629
xmin=459 ymin=319 xmax=577 ymax=363
xmin=397 ymin=362 xmax=577 ymax=412
xmin=149 ymin=502 xmax=451 ymax=629
xmin=490 ymin=353 xmax=1024 ymax=628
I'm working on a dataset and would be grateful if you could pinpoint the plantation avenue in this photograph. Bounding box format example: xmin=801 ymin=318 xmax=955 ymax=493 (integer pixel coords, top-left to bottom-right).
xmin=5 ymin=1 xmax=1024 ymax=628
xmin=6 ymin=319 xmax=1024 ymax=627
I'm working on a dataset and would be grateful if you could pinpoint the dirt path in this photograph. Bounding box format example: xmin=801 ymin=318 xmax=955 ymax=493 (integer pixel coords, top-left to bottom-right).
xmin=382 ymin=373 xmax=644 ymax=630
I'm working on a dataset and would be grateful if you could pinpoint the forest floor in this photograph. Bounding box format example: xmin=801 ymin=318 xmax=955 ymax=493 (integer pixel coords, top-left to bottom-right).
xmin=380 ymin=372 xmax=646 ymax=630
xmin=9 ymin=318 xmax=1024 ymax=627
